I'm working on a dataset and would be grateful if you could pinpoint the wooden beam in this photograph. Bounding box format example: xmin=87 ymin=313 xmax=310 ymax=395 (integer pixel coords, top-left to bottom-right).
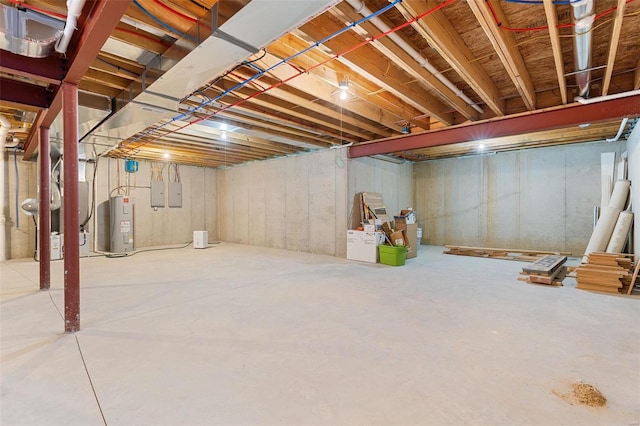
xmin=333 ymin=2 xmax=478 ymax=121
xmin=395 ymin=0 xmax=506 ymax=116
xmin=258 ymin=46 xmax=408 ymax=132
xmin=23 ymin=0 xmax=131 ymax=159
xmin=349 ymin=93 xmax=640 ymax=157
xmin=227 ymin=69 xmax=391 ymax=138
xmin=543 ymin=0 xmax=568 ymax=104
xmin=601 ymin=0 xmax=627 ymax=96
xmin=298 ymin=13 xmax=454 ymax=125
xmin=635 ymin=58 xmax=640 ymax=90
xmin=466 ymin=0 xmax=535 ymax=110
xmin=214 ymin=76 xmax=374 ymax=140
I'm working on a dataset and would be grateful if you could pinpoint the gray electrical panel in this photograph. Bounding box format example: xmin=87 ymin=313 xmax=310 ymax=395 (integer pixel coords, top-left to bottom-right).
xmin=168 ymin=182 xmax=182 ymax=208
xmin=151 ymin=181 xmax=165 ymax=208
xmin=110 ymin=195 xmax=134 ymax=253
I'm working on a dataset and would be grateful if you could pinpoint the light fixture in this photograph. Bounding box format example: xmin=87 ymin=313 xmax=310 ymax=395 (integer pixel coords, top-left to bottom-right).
xmin=163 ymin=152 xmax=170 ymax=159
xmin=401 ymin=125 xmax=410 ymax=134
xmin=338 ymin=80 xmax=349 ymax=100
xmin=478 ymin=143 xmax=485 ymax=151
xmin=221 ymin=131 xmax=227 ymax=140
xmin=220 ymin=123 xmax=228 ymax=131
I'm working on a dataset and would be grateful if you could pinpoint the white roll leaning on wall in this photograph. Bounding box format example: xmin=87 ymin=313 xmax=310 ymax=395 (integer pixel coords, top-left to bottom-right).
xmin=609 ymin=179 xmax=631 ymax=210
xmin=582 ymin=206 xmax=622 ymax=263
xmin=605 ymin=211 xmax=633 ymax=253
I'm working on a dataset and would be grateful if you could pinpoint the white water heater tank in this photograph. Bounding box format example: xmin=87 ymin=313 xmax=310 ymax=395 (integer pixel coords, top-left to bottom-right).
xmin=110 ymin=195 xmax=134 ymax=253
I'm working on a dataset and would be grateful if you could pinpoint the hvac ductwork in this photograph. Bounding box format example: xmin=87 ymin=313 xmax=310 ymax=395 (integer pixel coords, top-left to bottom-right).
xmin=89 ymin=0 xmax=339 ymax=146
xmin=572 ymin=0 xmax=595 ymax=98
xmin=0 ymin=3 xmax=64 ymax=58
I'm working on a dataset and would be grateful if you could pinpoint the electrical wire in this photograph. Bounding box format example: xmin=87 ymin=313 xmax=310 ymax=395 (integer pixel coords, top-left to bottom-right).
xmin=486 ymin=0 xmax=636 ymax=32
xmin=6 ymin=0 xmax=66 ymax=19
xmin=117 ymin=0 xmax=416 ymax=155
xmin=132 ymin=0 xmax=196 ymax=42
xmin=113 ymin=27 xmax=172 ymax=48
xmin=151 ymin=0 xmax=198 ymax=23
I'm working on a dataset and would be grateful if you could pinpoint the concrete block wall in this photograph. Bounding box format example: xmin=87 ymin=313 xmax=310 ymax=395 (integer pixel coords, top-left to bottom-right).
xmin=2 ymin=155 xmax=37 ymax=259
xmin=414 ymin=140 xmax=627 ymax=254
xmin=217 ymin=149 xmax=348 ymax=257
xmin=90 ymin=158 xmax=218 ymax=251
xmin=347 ymin=157 xmax=414 ymax=228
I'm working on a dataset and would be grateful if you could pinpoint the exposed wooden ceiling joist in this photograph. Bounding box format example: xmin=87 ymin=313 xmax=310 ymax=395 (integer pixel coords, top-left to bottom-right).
xmin=602 ymin=0 xmax=627 ymax=96
xmin=543 ymin=0 xmax=568 ymax=104
xmin=394 ymin=0 xmax=506 ymax=116
xmin=466 ymin=0 xmax=536 ymax=110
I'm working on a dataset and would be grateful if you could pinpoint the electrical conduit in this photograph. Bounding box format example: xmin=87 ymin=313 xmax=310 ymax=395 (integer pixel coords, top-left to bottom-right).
xmin=346 ymin=0 xmax=483 ymax=114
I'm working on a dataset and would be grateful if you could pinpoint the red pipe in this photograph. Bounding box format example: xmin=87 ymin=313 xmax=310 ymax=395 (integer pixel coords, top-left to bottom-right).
xmin=39 ymin=127 xmax=50 ymax=291
xmin=151 ymin=0 xmax=198 ymax=23
xmin=118 ymin=0 xmax=456 ymax=155
xmin=63 ymin=82 xmax=80 ymax=333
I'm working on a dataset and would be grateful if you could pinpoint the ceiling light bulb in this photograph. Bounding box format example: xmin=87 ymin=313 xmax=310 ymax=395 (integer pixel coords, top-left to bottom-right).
xmin=163 ymin=152 xmax=170 ymax=159
xmin=478 ymin=143 xmax=485 ymax=150
xmin=338 ymin=80 xmax=349 ymax=91
xmin=340 ymin=90 xmax=348 ymax=100
xmin=221 ymin=132 xmax=227 ymax=140
xmin=220 ymin=123 xmax=228 ymax=131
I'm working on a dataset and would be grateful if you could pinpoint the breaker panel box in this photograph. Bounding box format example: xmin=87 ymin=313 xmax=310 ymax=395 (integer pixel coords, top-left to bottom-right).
xmin=193 ymin=231 xmax=208 ymax=249
xmin=150 ymin=181 xmax=165 ymax=208
xmin=168 ymin=182 xmax=182 ymax=208
xmin=110 ymin=196 xmax=134 ymax=253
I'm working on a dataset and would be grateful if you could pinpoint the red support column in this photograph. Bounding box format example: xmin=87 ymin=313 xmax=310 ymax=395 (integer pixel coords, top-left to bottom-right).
xmin=62 ymin=82 xmax=80 ymax=333
xmin=39 ymin=127 xmax=50 ymax=291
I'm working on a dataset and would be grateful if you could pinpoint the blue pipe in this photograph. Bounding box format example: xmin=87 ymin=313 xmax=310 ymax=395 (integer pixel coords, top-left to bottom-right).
xmin=126 ymin=0 xmax=402 ymax=146
xmin=132 ymin=0 xmax=196 ymax=42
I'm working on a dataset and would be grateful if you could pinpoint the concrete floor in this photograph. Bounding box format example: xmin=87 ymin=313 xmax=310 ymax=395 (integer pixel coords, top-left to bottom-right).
xmin=1 ymin=244 xmax=639 ymax=425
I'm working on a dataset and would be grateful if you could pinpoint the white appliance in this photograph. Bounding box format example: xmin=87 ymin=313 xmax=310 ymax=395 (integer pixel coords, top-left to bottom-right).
xmin=193 ymin=231 xmax=208 ymax=249
xmin=346 ymin=230 xmax=385 ymax=263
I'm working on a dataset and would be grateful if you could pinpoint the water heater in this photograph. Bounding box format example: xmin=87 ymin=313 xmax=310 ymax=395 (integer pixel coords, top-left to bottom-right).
xmin=110 ymin=195 xmax=134 ymax=253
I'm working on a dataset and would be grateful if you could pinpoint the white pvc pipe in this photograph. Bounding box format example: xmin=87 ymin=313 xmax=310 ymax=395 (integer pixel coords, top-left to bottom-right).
xmin=347 ymin=0 xmax=483 ymax=114
xmin=0 ymin=114 xmax=10 ymax=261
xmin=575 ymin=89 xmax=640 ymax=104
xmin=54 ymin=0 xmax=87 ymax=54
xmin=606 ymin=117 xmax=629 ymax=142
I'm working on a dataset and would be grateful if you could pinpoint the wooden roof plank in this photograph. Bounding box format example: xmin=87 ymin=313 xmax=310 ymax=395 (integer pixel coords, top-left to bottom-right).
xmin=465 ymin=0 xmax=536 ymax=110
xmin=602 ymin=0 xmax=627 ymax=96
xmin=333 ymin=2 xmax=479 ymax=121
xmin=543 ymin=0 xmax=568 ymax=104
xmin=298 ymin=13 xmax=454 ymax=125
xmin=395 ymin=0 xmax=506 ymax=116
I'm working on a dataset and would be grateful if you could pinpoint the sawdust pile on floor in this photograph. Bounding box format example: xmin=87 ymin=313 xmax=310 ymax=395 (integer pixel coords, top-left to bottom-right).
xmin=572 ymin=383 xmax=607 ymax=407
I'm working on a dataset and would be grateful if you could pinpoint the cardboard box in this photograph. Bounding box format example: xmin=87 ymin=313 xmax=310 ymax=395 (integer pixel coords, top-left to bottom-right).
xmin=347 ymin=230 xmax=385 ymax=263
xmin=394 ymin=209 xmax=416 ymax=225
xmin=395 ymin=222 xmax=418 ymax=259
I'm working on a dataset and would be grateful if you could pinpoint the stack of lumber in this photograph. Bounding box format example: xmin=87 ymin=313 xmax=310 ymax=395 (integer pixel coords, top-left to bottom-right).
xmin=575 ymin=252 xmax=635 ymax=294
xmin=444 ymin=245 xmax=571 ymax=262
xmin=518 ymin=255 xmax=567 ymax=286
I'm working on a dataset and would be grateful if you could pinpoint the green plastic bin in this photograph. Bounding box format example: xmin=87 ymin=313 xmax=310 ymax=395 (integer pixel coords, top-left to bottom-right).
xmin=378 ymin=244 xmax=407 ymax=266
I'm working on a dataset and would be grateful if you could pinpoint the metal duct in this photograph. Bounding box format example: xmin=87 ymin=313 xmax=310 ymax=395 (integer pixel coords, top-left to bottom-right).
xmin=572 ymin=0 xmax=595 ymax=98
xmin=0 ymin=3 xmax=64 ymax=58
xmin=89 ymin=0 xmax=339 ymax=147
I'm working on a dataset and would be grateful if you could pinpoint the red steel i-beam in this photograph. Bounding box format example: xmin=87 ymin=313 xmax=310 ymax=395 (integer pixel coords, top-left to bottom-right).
xmin=63 ymin=82 xmax=80 ymax=333
xmin=349 ymin=93 xmax=640 ymax=158
xmin=39 ymin=127 xmax=50 ymax=291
